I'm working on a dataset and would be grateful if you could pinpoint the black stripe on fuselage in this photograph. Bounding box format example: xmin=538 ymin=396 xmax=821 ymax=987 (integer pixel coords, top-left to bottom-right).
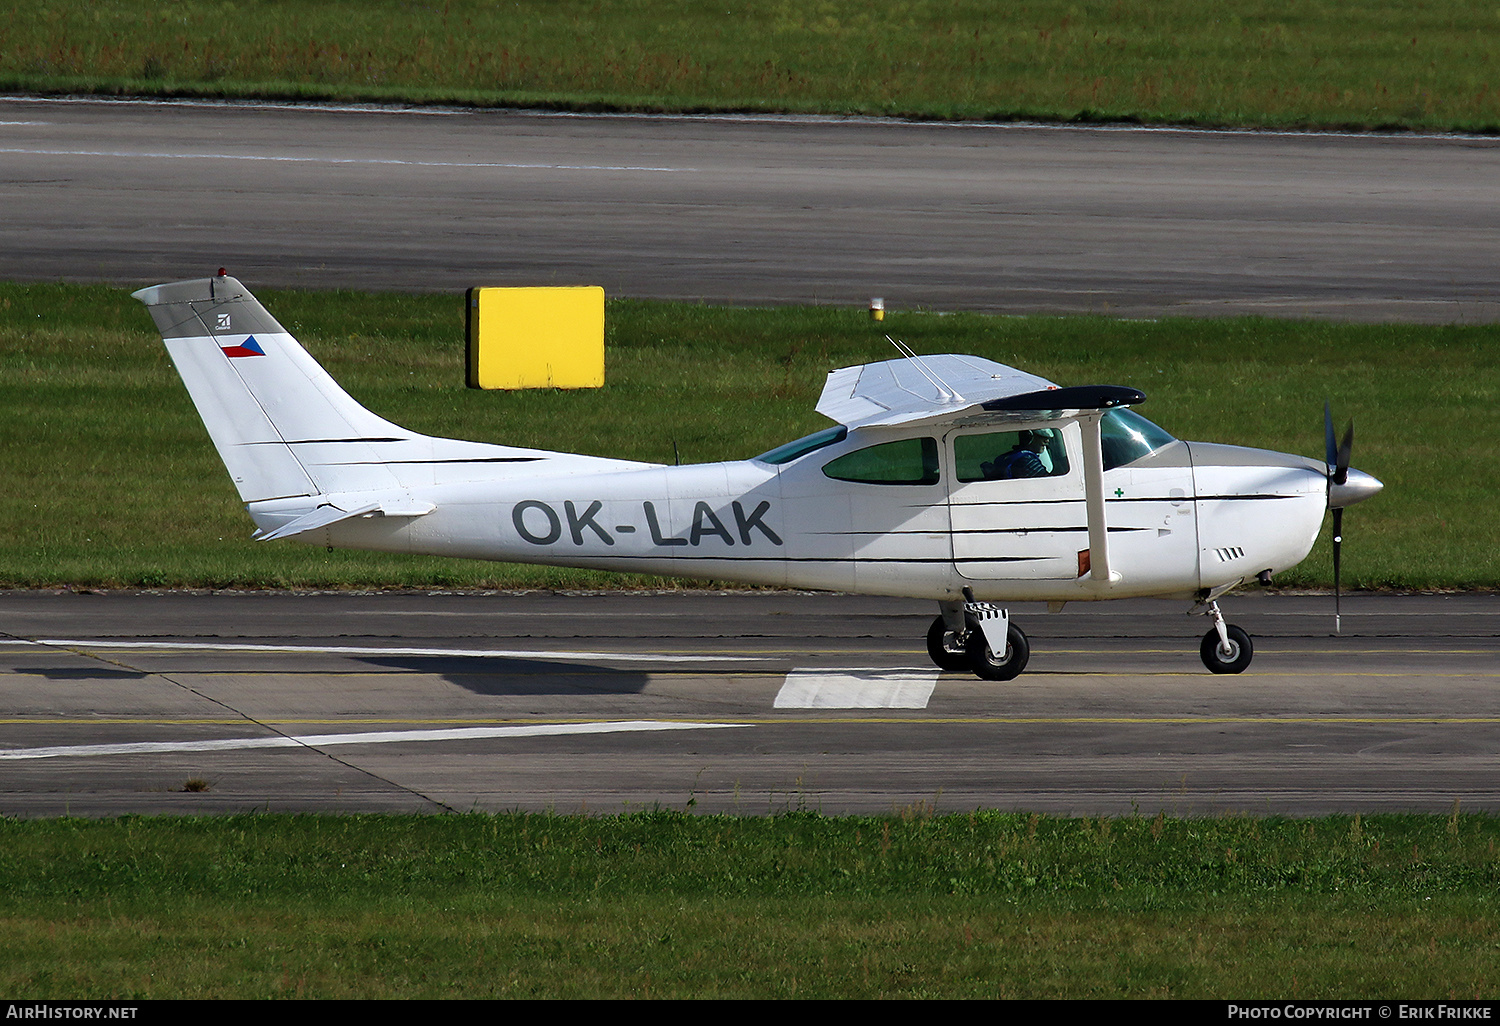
xmin=1190 ymin=494 xmax=1300 ymax=501
xmin=807 ymin=525 xmax=1150 ymax=537
xmin=312 ymin=458 xmax=546 ymax=465
xmin=523 ymin=554 xmax=1043 ymax=565
xmin=241 ymin=437 xmax=406 ymax=445
xmin=239 ymin=438 xmax=546 ymax=464
xmin=953 ymin=494 xmax=1293 ymax=507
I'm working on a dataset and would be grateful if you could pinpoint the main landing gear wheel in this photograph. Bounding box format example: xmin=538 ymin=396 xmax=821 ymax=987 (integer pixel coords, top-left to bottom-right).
xmin=966 ymin=616 xmax=1030 ymax=681
xmin=1200 ymin=624 xmax=1253 ymax=674
xmin=926 ymin=616 xmax=971 ymax=672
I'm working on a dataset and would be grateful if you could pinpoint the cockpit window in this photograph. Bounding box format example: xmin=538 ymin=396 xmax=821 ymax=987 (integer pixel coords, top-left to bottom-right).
xmin=1100 ymin=409 xmax=1175 ymax=471
xmin=756 ymin=425 xmax=848 ymax=465
xmin=822 ymin=437 xmax=940 ymax=485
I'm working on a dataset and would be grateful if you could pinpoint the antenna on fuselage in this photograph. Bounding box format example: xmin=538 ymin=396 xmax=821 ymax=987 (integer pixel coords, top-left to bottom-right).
xmin=885 ymin=335 xmax=964 ymax=403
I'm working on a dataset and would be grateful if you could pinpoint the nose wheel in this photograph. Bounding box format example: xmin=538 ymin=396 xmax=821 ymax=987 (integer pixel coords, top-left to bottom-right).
xmin=1199 ymin=601 xmax=1253 ymax=673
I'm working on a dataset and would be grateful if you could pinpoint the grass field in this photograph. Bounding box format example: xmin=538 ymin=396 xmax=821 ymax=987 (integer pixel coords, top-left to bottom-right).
xmin=2 ymin=281 xmax=1494 ymax=591
xmin=4 ymin=1 xmax=1500 ymax=132
xmin=8 ymin=3 xmax=1498 ymax=1003
xmin=2 ymin=810 xmax=1498 ymax=998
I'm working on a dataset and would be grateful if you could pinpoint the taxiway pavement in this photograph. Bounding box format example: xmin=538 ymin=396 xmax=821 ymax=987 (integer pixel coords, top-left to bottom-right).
xmin=2 ymin=590 xmax=1497 ymax=817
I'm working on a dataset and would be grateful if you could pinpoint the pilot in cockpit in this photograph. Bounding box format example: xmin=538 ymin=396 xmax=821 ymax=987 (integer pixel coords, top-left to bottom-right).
xmin=982 ymin=429 xmax=1052 ymax=480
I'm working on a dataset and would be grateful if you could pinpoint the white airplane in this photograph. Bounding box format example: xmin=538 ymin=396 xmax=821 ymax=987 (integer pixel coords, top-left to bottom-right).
xmin=134 ymin=273 xmax=1383 ymax=680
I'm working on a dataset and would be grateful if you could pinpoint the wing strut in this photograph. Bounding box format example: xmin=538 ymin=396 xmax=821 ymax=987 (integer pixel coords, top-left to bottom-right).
xmin=1078 ymin=413 xmax=1112 ymax=582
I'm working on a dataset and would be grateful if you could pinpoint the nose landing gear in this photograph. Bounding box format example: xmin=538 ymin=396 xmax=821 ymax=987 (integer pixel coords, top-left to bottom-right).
xmin=1199 ymin=599 xmax=1253 ymax=673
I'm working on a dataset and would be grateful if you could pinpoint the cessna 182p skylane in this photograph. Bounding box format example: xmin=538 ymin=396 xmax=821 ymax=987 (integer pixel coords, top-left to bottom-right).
xmin=135 ymin=274 xmax=1382 ymax=681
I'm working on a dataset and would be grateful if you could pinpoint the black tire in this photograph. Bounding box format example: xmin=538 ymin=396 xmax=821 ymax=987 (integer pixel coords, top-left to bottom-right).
xmin=926 ymin=615 xmax=970 ymax=671
xmin=1200 ymin=624 xmax=1253 ymax=674
xmin=965 ymin=616 xmax=1030 ymax=681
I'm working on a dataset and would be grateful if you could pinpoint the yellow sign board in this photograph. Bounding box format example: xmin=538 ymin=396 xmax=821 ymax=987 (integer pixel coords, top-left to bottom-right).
xmin=465 ymin=286 xmax=605 ymax=389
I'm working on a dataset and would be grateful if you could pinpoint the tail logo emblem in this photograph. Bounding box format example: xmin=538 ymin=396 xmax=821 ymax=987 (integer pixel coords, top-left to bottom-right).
xmin=220 ymin=336 xmax=265 ymax=358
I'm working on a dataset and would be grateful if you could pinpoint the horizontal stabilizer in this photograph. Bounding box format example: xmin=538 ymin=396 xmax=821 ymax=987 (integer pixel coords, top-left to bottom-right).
xmin=253 ymin=500 xmax=434 ymax=542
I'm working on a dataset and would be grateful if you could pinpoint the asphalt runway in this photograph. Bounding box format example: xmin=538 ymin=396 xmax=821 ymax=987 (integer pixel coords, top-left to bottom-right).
xmin=2 ymin=590 xmax=1497 ymax=818
xmin=3 ymin=96 xmax=1499 ymax=320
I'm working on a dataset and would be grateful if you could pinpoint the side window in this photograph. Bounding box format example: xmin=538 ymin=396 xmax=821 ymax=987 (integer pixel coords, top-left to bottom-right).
xmin=756 ymin=425 xmax=848 ymax=465
xmin=954 ymin=429 xmax=1070 ymax=482
xmin=822 ymin=437 xmax=939 ymax=485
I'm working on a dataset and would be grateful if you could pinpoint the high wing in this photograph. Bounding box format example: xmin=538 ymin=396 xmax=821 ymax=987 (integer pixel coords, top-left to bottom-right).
xmin=816 ymin=354 xmax=1143 ymax=429
xmin=817 ymin=353 xmax=1149 ymax=586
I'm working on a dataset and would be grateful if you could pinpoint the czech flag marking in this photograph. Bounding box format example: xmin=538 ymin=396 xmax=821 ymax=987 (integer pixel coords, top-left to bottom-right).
xmin=220 ymin=336 xmax=265 ymax=358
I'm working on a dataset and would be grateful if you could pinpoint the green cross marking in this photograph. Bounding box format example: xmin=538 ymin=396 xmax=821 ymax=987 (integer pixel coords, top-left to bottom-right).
xmin=1114 ymin=488 xmax=1124 ymax=497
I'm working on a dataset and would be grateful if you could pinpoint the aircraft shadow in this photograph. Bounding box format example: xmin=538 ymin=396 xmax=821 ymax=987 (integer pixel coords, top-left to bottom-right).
xmin=357 ymin=654 xmax=650 ymax=696
xmin=16 ymin=667 xmax=153 ymax=680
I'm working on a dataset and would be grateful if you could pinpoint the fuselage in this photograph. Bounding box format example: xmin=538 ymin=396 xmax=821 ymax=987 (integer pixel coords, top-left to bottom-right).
xmin=268 ymin=414 xmax=1336 ymax=603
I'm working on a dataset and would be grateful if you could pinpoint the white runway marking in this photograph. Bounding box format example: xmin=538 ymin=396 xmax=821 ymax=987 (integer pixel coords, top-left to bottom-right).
xmin=25 ymin=638 xmax=766 ymax=664
xmin=0 ymin=147 xmax=693 ymax=172
xmin=0 ymin=720 xmax=750 ymax=761
xmin=774 ymin=669 xmax=937 ymax=709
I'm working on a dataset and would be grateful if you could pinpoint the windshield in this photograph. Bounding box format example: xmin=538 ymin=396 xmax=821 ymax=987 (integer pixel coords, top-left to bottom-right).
xmin=755 ymin=425 xmax=848 ymax=465
xmin=1099 ymin=409 xmax=1175 ymax=470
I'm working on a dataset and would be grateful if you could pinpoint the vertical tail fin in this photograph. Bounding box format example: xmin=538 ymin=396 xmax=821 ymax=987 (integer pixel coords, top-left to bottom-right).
xmin=136 ymin=274 xmax=654 ymax=544
xmin=133 ymin=274 xmax=415 ymax=503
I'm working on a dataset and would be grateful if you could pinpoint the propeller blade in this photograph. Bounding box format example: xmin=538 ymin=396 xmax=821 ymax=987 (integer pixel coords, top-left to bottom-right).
xmin=1324 ymin=402 xmax=1337 ymax=474
xmin=1323 ymin=404 xmax=1351 ymax=633
xmin=1334 ymin=420 xmax=1353 ymax=487
xmin=1332 ymin=505 xmax=1344 ymax=634
xmin=1322 ymin=404 xmax=1368 ymax=633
